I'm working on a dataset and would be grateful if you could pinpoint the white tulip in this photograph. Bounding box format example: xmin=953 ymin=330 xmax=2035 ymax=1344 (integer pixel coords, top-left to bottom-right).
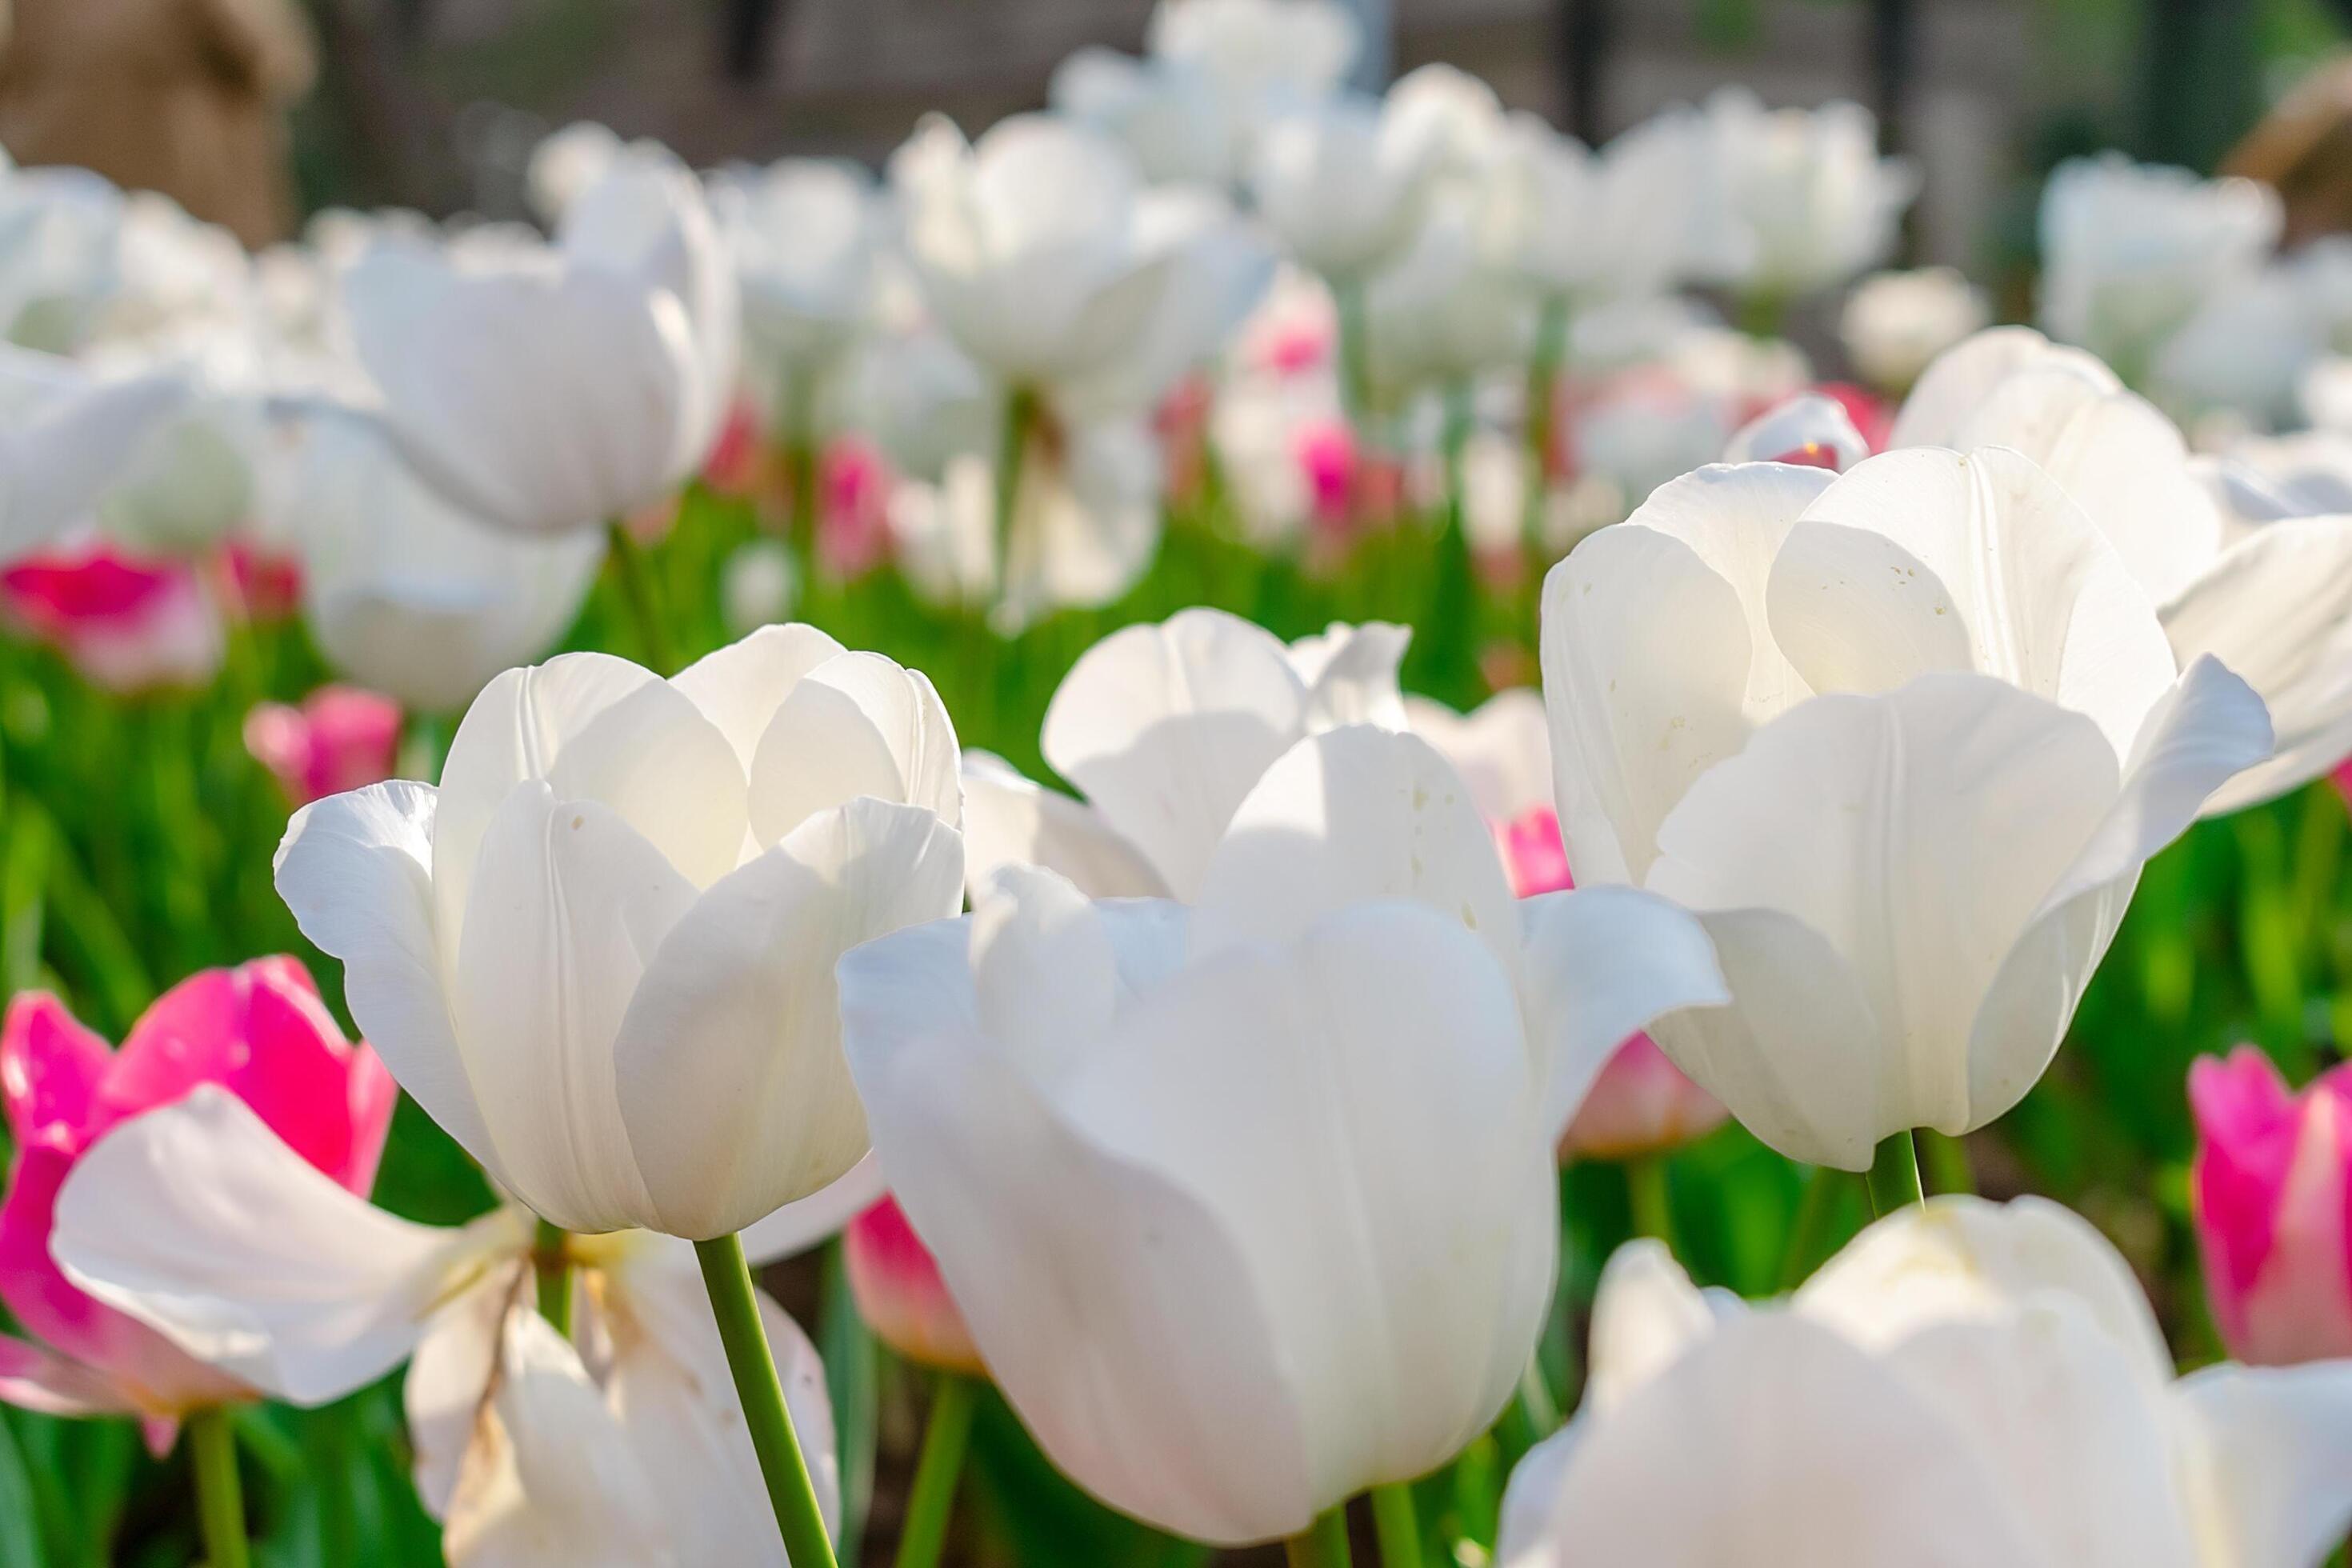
xmin=1359 ymin=180 xmax=1537 ymax=396
xmin=51 ymin=1086 xmax=842 ymax=1567
xmin=271 ymin=625 xmax=966 ymax=1238
xmin=2039 ymin=154 xmax=2281 ymax=381
xmin=1894 ymin=327 xmax=2352 ymax=810
xmin=274 ymin=414 xmax=605 ymax=712
xmin=341 ymin=147 xmax=739 ymax=535
xmin=1051 ymin=49 xmax=1239 ymax=188
xmin=0 ymin=167 xmax=128 ymax=350
xmin=2148 ymin=266 xmax=2323 ymax=430
xmin=1687 ymin=90 xmax=1916 ymax=300
xmin=1838 ymin=266 xmax=1989 ymax=392
xmin=1147 ymin=0 xmax=1360 ymax=112
xmin=0 ymin=346 xmax=190 ymax=562
xmin=840 ymin=723 xmax=1728 ymax=1545
xmin=1404 ymin=687 xmax=1552 ymax=827
xmin=524 ymin=120 xmax=666 ymax=225
xmin=707 ymin=158 xmax=883 ymax=424
xmin=962 ymin=607 xmax=1410 ymax=900
xmin=1722 ymin=391 xmax=1870 ymax=471
xmin=1499 ymin=1196 xmax=2352 ymax=1568
xmin=1249 ymin=91 xmax=1446 ymax=282
xmin=1542 ymin=444 xmax=2274 ymax=1166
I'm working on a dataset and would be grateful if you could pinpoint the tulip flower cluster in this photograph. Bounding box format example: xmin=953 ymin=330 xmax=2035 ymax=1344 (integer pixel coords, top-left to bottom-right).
xmin=3 ymin=2 xmax=2352 ymax=1566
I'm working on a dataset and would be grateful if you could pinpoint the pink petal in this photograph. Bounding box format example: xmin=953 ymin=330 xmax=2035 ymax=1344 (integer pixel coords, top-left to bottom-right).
xmin=0 ymin=1334 xmax=138 ymax=1417
xmin=1559 ymin=1034 xmax=1730 ymax=1161
xmin=1 ymin=993 xmax=112 ymax=1147
xmin=1500 ymin=807 xmax=1574 ymax=898
xmin=2190 ymin=1048 xmax=2302 ymax=1309
xmin=844 ymin=1194 xmax=984 ymax=1377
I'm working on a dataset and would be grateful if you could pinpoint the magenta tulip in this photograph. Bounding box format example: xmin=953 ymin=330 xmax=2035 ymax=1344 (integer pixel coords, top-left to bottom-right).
xmin=244 ymin=686 xmax=403 ymax=806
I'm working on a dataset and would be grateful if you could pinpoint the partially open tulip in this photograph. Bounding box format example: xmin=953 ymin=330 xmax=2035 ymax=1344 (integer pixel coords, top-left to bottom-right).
xmin=1688 ymin=90 xmax=1918 ymax=302
xmin=962 ymin=608 xmax=1408 ymax=901
xmin=842 ymin=724 xmax=1728 ymax=1545
xmin=1499 ymin=1197 xmax=2352 ymax=1568
xmin=245 ymin=686 xmax=402 ymax=806
xmin=1 ymin=541 xmax=222 ymax=692
xmin=2190 ymin=1047 xmax=2352 ymax=1365
xmin=50 ymin=1086 xmax=838 ymax=1563
xmin=273 ymin=625 xmax=965 ymax=1239
xmin=1542 ymin=446 xmax=2274 ymax=1167
xmin=1838 ymin=266 xmax=1990 ymax=393
xmin=1892 ymin=327 xmax=2352 ymax=812
xmin=0 ymin=960 xmax=394 ymax=1448
xmin=1249 ymin=90 xmax=1447 ymax=283
xmin=843 ymin=1195 xmax=982 ymax=1376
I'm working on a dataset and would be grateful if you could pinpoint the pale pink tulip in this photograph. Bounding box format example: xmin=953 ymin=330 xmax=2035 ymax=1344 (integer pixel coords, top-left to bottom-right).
xmin=0 ymin=958 xmax=395 ymax=1448
xmin=244 ymin=686 xmax=403 ymax=806
xmin=2191 ymin=1046 xmax=2352 ymax=1364
xmin=818 ymin=437 xmax=893 ymax=579
xmin=844 ymin=1194 xmax=984 ymax=1376
xmin=1 ymin=544 xmax=222 ymax=693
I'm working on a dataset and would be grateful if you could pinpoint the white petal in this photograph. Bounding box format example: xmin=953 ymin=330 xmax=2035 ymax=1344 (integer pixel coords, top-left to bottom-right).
xmin=1645 ymin=678 xmax=2118 ymax=1163
xmin=612 ymin=798 xmax=965 ymax=1239
xmin=1290 ymin=622 xmax=1411 ymax=731
xmin=746 ymin=653 xmax=961 ymax=847
xmin=409 ymin=1266 xmax=522 ymax=1522
xmin=452 ymin=786 xmax=697 ymax=1233
xmin=1404 ymin=690 xmax=1553 ymax=825
xmin=1190 ymin=726 xmax=1520 ymax=979
xmin=1775 ymin=446 xmax=2177 ymax=756
xmin=1890 ymin=326 xmax=2109 ymax=448
xmin=274 ymin=782 xmax=496 ymax=1174
xmin=2162 ymin=518 xmax=2352 ymax=813
xmin=54 ymin=1087 xmax=525 ymax=1406
xmin=738 ymin=1154 xmax=886 ymax=1266
xmin=958 ymin=751 xmax=1167 ymax=900
xmin=2174 ymin=1360 xmax=2352 ymax=1568
xmin=668 ymin=623 xmax=846 ymax=774
xmin=1040 ymin=607 xmax=1309 ymax=899
xmin=1582 ymin=1239 xmax=1724 ymax=1414
xmin=1518 ymin=886 xmax=1730 ymax=1137
xmin=1722 ymin=394 xmax=1869 ymax=469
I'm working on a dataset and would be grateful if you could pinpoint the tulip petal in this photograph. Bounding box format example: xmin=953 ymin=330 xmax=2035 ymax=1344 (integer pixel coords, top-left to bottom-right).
xmin=1290 ymin=622 xmax=1411 ymax=731
xmin=2172 ymin=1361 xmax=2352 ymax=1568
xmin=274 ymin=782 xmax=498 ymax=1180
xmin=2161 ymin=518 xmax=2352 ymax=813
xmin=0 ymin=991 xmax=110 ymax=1145
xmin=1582 ymin=1239 xmax=1725 ymax=1415
xmin=52 ymin=1086 xmax=523 ymax=1405
xmin=839 ymin=918 xmax=1318 ymax=1546
xmin=1646 ymin=677 xmax=2118 ymax=1164
xmin=1775 ymin=446 xmax=2177 ymax=757
xmin=1518 ymin=886 xmax=1730 ymax=1137
xmin=1041 ymin=607 xmax=1310 ymax=899
xmin=959 ymin=751 xmax=1168 ymax=900
xmin=1190 ymin=726 xmax=1520 ymax=979
xmin=613 ymin=798 xmax=965 ymax=1239
xmin=668 ymin=622 xmax=846 ymax=772
xmin=454 ymin=786 xmax=698 ymax=1233
xmin=747 ymin=651 xmax=961 ymax=846
xmin=1890 ymin=326 xmax=2109 ymax=449
xmin=0 ymin=1334 xmax=137 ymax=1416
xmin=1403 ymin=690 xmax=1554 ymax=826
xmin=738 ymin=1153 xmax=887 ymax=1266
xmin=408 ymin=1265 xmax=518 ymax=1521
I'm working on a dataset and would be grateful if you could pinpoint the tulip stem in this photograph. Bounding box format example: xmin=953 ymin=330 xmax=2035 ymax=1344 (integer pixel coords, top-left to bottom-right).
xmin=1370 ymin=1484 xmax=1423 ymax=1568
xmin=694 ymin=1233 xmax=840 ymax=1568
xmin=533 ymin=1218 xmax=572 ymax=1338
xmin=1776 ymin=1163 xmax=1841 ymax=1290
xmin=1625 ymin=1156 xmax=1677 ymax=1252
xmin=603 ymin=518 xmax=675 ymax=674
xmin=1285 ymin=1505 xmax=1354 ymax=1568
xmin=1522 ymin=296 xmax=1570 ymax=552
xmin=188 ymin=1406 xmax=249 ymax=1568
xmin=893 ymin=1374 xmax=977 ymax=1568
xmin=1865 ymin=1130 xmax=1924 ymax=1216
xmin=993 ymin=386 xmax=1038 ymax=582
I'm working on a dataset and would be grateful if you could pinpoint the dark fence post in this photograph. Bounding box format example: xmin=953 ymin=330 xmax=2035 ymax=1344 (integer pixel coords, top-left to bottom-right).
xmin=1554 ymin=0 xmax=1611 ymax=146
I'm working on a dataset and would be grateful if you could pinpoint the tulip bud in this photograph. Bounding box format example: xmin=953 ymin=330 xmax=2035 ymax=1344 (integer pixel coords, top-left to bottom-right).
xmin=2190 ymin=1046 xmax=2352 ymax=1364
xmin=843 ymin=1195 xmax=983 ymax=1376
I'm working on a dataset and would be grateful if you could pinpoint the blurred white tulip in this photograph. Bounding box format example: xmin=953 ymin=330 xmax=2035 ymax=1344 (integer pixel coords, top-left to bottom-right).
xmin=0 ymin=346 xmax=190 ymax=562
xmin=340 ymin=147 xmax=739 ymax=535
xmin=1895 ymin=327 xmax=2352 ymax=810
xmin=1469 ymin=108 xmax=1723 ymax=307
xmin=1838 ymin=266 xmax=1989 ymax=393
xmin=1687 ymin=90 xmax=1916 ymax=302
xmin=1542 ymin=444 xmax=2273 ymax=1166
xmin=1499 ymin=1196 xmax=2352 ymax=1568
xmin=272 ymin=626 xmax=965 ymax=1238
xmin=707 ymin=158 xmax=884 ymax=434
xmin=841 ymin=723 xmax=1726 ymax=1544
xmin=1249 ymin=90 xmax=1445 ymax=282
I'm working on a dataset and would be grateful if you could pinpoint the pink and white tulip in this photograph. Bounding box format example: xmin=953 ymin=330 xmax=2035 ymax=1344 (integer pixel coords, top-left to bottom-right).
xmin=244 ymin=685 xmax=403 ymax=806
xmin=1 ymin=542 xmax=222 ymax=693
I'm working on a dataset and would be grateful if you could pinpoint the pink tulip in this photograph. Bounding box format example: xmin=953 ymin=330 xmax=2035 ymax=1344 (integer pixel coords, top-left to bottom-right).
xmin=216 ymin=542 xmax=303 ymax=624
xmin=244 ymin=686 xmax=403 ymax=806
xmin=1 ymin=543 xmax=222 ymax=693
xmin=0 ymin=958 xmax=396 ymax=1446
xmin=1296 ymin=420 xmax=1357 ymax=534
xmin=2190 ymin=1047 xmax=2352 ymax=1364
xmin=2334 ymin=758 xmax=2350 ymax=814
xmin=702 ymin=397 xmax=767 ymax=500
xmin=1499 ymin=806 xmax=1730 ymax=1160
xmin=843 ymin=1194 xmax=983 ymax=1377
xmin=817 ymin=438 xmax=893 ymax=581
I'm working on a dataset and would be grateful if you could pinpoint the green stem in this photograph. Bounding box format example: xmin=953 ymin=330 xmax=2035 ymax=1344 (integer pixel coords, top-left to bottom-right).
xmin=1369 ymin=1483 xmax=1422 ymax=1568
xmin=1865 ymin=1130 xmax=1924 ymax=1217
xmin=693 ymin=1234 xmax=839 ymax=1568
xmin=1335 ymin=278 xmax=1371 ymax=431
xmin=991 ymin=386 xmax=1038 ymax=605
xmin=604 ymin=519 xmax=675 ymax=674
xmin=188 ymin=1407 xmax=248 ymax=1568
xmin=1285 ymin=1505 xmax=1354 ymax=1568
xmin=893 ymin=1374 xmax=977 ymax=1568
xmin=1776 ymin=1163 xmax=1839 ymax=1291
xmin=533 ymin=1218 xmax=572 ymax=1339
xmin=1625 ymin=1156 xmax=1676 ymax=1252
xmin=1522 ymin=296 xmax=1569 ymax=551
xmin=1514 ymin=1354 xmax=1560 ymax=1441
xmin=1919 ymin=1130 xmax=1976 ymax=1198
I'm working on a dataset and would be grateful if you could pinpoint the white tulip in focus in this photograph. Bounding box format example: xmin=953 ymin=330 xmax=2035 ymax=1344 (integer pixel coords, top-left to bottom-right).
xmin=271 ymin=625 xmax=966 ymax=1238
xmin=1542 ymin=443 xmax=2274 ymax=1167
xmin=1688 ymin=90 xmax=1917 ymax=302
xmin=1893 ymin=327 xmax=2352 ymax=811
xmin=961 ymin=606 xmax=1410 ymax=899
xmin=2038 ymin=154 xmax=2282 ymax=382
xmin=1838 ymin=266 xmax=1989 ymax=392
xmin=51 ymin=1086 xmax=842 ymax=1567
xmin=0 ymin=346 xmax=190 ymax=563
xmin=841 ymin=723 xmax=1728 ymax=1545
xmin=341 ymin=146 xmax=739 ymax=535
xmin=1499 ymin=1196 xmax=2352 ymax=1568
xmin=275 ymin=415 xmax=606 ymax=712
